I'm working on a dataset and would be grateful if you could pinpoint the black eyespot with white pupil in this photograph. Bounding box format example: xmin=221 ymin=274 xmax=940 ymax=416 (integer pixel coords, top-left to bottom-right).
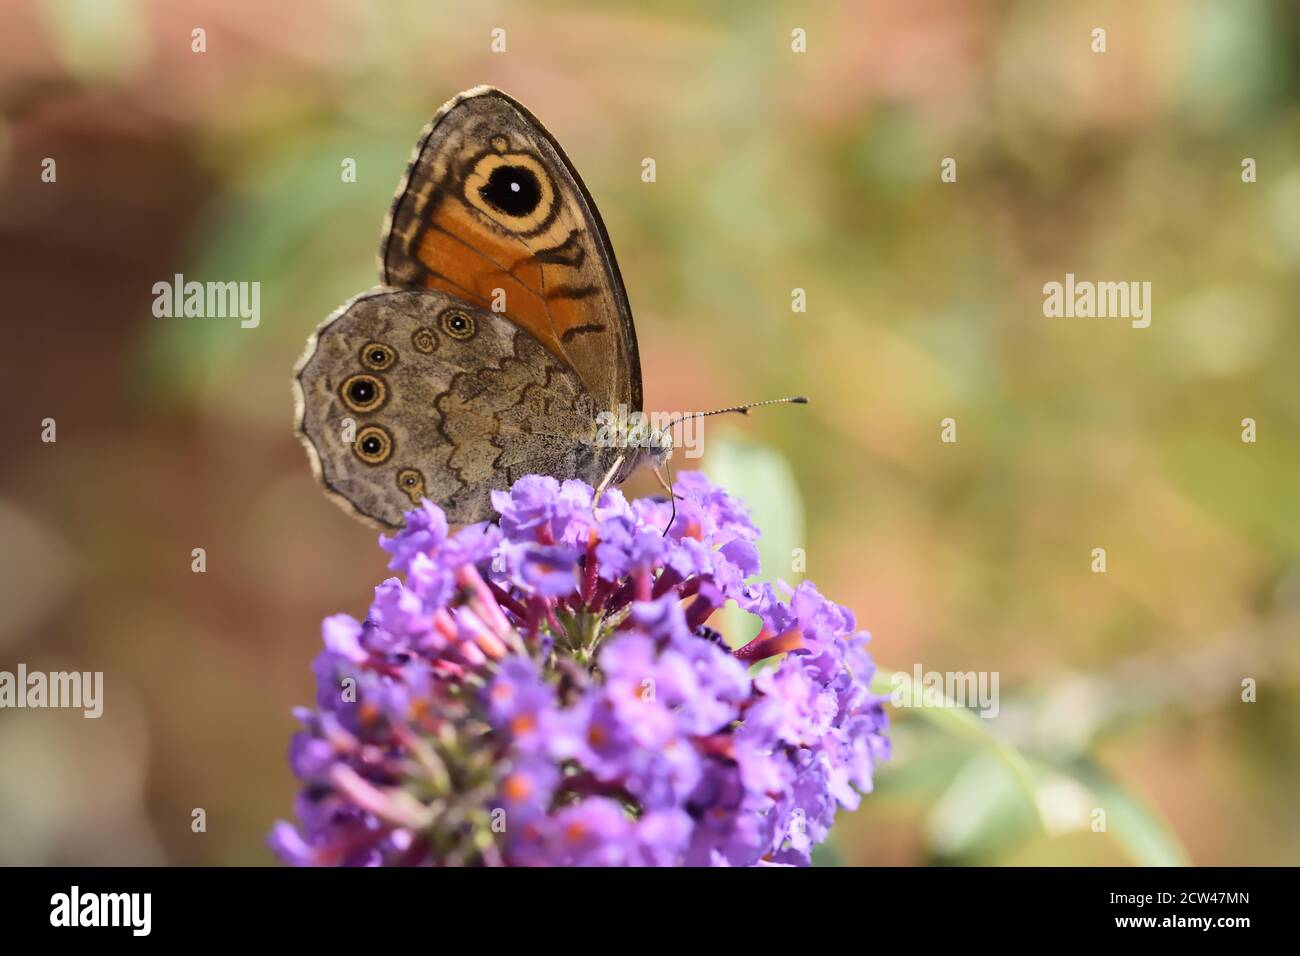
xmin=441 ymin=310 xmax=476 ymax=340
xmin=339 ymin=373 xmax=386 ymax=413
xmin=360 ymin=342 xmax=395 ymax=371
xmin=354 ymin=425 xmax=392 ymax=465
xmin=480 ymin=164 xmax=542 ymax=217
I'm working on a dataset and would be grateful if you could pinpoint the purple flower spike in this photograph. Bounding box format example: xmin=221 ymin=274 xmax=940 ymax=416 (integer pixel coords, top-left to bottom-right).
xmin=271 ymin=472 xmax=888 ymax=866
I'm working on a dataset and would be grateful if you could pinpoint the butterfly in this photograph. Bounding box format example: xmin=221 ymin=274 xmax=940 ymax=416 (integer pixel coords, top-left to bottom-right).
xmin=295 ymin=86 xmax=802 ymax=528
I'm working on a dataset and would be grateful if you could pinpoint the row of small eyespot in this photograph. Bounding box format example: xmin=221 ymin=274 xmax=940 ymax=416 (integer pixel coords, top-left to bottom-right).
xmin=340 ymin=309 xmax=479 ymax=469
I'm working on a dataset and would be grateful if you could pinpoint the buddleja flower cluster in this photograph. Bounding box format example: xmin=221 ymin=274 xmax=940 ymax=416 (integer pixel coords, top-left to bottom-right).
xmin=270 ymin=473 xmax=889 ymax=866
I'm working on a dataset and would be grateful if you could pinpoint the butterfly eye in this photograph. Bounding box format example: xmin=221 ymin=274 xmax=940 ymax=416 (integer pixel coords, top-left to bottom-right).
xmin=411 ymin=327 xmax=437 ymax=354
xmin=354 ymin=425 xmax=393 ymax=465
xmin=397 ymin=468 xmax=425 ymax=504
xmin=441 ymin=310 xmax=476 ymax=340
xmin=360 ymin=342 xmax=396 ymax=371
xmin=340 ymin=373 xmax=387 ymax=413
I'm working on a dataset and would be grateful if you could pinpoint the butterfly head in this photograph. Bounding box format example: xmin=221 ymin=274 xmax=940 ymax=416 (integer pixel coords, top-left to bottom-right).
xmin=610 ymin=416 xmax=673 ymax=482
xmin=645 ymin=424 xmax=674 ymax=468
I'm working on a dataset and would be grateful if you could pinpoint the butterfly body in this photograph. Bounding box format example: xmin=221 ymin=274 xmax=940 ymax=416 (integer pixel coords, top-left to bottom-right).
xmin=295 ymin=86 xmax=661 ymax=528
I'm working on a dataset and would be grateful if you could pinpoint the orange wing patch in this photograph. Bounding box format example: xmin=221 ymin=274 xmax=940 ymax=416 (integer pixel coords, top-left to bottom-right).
xmin=415 ymin=203 xmax=570 ymax=362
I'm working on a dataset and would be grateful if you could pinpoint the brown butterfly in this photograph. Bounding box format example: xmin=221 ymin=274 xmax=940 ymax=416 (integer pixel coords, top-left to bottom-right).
xmin=294 ymin=86 xmax=802 ymax=528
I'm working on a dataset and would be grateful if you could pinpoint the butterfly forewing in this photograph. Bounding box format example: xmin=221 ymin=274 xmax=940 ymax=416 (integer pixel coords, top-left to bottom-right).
xmin=380 ymin=86 xmax=642 ymax=414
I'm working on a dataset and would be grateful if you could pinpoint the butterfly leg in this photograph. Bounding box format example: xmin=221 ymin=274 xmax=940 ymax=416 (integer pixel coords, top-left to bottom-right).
xmin=652 ymin=465 xmax=686 ymax=537
xmin=591 ymin=453 xmax=624 ymax=522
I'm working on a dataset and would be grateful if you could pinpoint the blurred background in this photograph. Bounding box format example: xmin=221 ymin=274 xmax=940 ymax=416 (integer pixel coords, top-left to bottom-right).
xmin=2 ymin=0 xmax=1298 ymax=866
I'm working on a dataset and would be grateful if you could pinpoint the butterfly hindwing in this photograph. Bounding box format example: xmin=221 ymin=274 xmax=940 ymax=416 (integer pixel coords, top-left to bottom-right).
xmin=293 ymin=288 xmax=603 ymax=528
xmin=380 ymin=86 xmax=643 ymax=415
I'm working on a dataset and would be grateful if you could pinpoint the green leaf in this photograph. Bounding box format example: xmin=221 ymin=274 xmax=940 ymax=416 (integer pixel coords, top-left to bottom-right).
xmin=703 ymin=433 xmax=804 ymax=649
xmin=873 ymin=668 xmax=1192 ymax=865
xmin=872 ymin=668 xmax=1045 ymax=834
xmin=926 ymin=751 xmax=1038 ymax=861
xmin=1064 ymin=756 xmax=1191 ymax=867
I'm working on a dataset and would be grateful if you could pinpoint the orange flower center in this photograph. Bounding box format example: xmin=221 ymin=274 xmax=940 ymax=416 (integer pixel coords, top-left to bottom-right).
xmin=510 ymin=713 xmax=537 ymax=736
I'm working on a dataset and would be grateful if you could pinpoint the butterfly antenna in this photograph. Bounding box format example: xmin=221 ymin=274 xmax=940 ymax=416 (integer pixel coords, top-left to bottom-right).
xmin=662 ymin=395 xmax=808 ymax=430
